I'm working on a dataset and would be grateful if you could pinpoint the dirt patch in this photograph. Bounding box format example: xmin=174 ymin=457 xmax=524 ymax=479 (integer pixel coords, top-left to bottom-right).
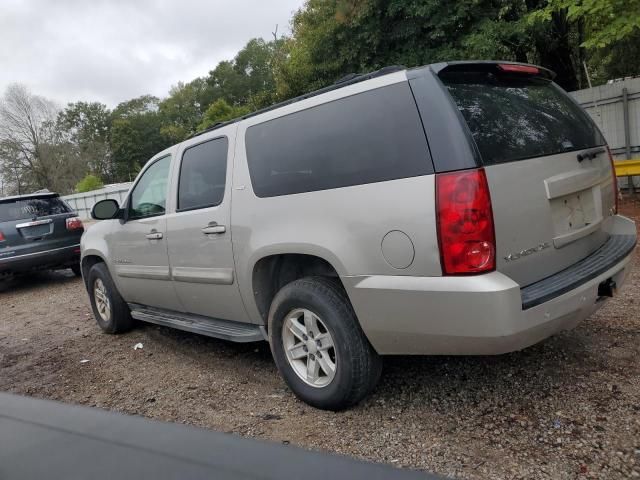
xmin=2 ymin=206 xmax=640 ymax=479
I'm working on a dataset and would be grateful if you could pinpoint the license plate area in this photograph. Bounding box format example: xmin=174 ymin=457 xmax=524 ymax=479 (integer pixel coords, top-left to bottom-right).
xmin=549 ymin=187 xmax=602 ymax=248
xmin=17 ymin=220 xmax=53 ymax=239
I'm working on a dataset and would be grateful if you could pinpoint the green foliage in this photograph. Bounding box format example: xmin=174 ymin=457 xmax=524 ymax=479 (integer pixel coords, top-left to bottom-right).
xmin=207 ymin=38 xmax=284 ymax=109
xmin=277 ymin=0 xmax=539 ymax=97
xmin=276 ymin=0 xmax=639 ymax=94
xmin=109 ymin=95 xmax=172 ymax=181
xmin=159 ymin=77 xmax=215 ymax=140
xmin=529 ymin=0 xmax=640 ymax=49
xmin=198 ymin=99 xmax=249 ymax=131
xmin=75 ymin=174 xmax=104 ymax=193
xmin=57 ymin=101 xmax=113 ymax=181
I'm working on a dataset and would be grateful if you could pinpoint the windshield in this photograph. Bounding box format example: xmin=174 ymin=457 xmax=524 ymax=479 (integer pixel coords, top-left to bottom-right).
xmin=440 ymin=72 xmax=605 ymax=165
xmin=0 ymin=197 xmax=72 ymax=222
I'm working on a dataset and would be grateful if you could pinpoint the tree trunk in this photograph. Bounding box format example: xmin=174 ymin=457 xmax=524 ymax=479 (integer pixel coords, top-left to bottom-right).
xmin=535 ymin=10 xmax=579 ymax=91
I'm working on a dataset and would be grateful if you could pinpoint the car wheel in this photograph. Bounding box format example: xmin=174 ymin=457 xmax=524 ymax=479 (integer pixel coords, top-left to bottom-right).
xmin=71 ymin=264 xmax=82 ymax=277
xmin=87 ymin=262 xmax=133 ymax=334
xmin=268 ymin=276 xmax=382 ymax=410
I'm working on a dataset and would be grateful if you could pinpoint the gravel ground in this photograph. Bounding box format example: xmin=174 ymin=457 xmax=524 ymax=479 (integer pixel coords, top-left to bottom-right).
xmin=2 ymin=204 xmax=640 ymax=479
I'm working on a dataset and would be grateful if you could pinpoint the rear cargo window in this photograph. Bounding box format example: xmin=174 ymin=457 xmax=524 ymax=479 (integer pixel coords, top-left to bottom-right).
xmin=245 ymin=82 xmax=433 ymax=198
xmin=440 ymin=72 xmax=605 ymax=165
xmin=0 ymin=197 xmax=71 ymax=222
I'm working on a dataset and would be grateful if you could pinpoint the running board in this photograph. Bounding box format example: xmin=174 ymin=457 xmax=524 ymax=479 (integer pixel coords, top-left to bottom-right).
xmin=128 ymin=304 xmax=265 ymax=343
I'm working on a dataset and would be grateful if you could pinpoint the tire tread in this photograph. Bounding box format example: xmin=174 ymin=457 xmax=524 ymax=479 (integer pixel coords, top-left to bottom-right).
xmin=269 ymin=276 xmax=381 ymax=410
xmin=88 ymin=262 xmax=133 ymax=334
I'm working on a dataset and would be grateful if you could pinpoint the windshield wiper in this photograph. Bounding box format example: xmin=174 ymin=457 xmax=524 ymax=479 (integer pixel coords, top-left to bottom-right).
xmin=577 ymin=147 xmax=606 ymax=162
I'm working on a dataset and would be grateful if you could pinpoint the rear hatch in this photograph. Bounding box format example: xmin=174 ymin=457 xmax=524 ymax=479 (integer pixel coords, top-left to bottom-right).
xmin=438 ymin=63 xmax=615 ymax=286
xmin=0 ymin=194 xmax=83 ymax=260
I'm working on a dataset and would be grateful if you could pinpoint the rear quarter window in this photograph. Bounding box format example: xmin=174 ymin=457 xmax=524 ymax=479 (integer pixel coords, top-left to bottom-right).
xmin=245 ymin=82 xmax=433 ymax=198
xmin=0 ymin=197 xmax=71 ymax=222
xmin=440 ymin=72 xmax=605 ymax=165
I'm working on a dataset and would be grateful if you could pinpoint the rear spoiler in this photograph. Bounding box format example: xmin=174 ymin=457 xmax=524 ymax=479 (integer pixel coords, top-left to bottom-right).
xmin=431 ymin=61 xmax=556 ymax=81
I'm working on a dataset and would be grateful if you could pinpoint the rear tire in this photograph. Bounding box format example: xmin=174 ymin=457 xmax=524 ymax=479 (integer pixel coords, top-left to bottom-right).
xmin=87 ymin=262 xmax=133 ymax=334
xmin=71 ymin=264 xmax=82 ymax=277
xmin=268 ymin=276 xmax=382 ymax=410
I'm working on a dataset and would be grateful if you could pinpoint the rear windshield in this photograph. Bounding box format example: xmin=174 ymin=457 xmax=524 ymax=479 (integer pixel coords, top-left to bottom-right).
xmin=0 ymin=197 xmax=71 ymax=222
xmin=440 ymin=72 xmax=605 ymax=165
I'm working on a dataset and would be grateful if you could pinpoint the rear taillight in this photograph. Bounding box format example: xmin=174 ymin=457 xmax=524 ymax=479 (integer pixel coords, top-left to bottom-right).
xmin=606 ymin=146 xmax=619 ymax=214
xmin=0 ymin=230 xmax=5 ymax=242
xmin=497 ymin=64 xmax=539 ymax=75
xmin=66 ymin=216 xmax=84 ymax=231
xmin=436 ymin=168 xmax=496 ymax=275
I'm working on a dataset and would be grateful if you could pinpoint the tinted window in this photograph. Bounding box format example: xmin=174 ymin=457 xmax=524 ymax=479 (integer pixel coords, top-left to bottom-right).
xmin=441 ymin=72 xmax=605 ymax=165
xmin=0 ymin=197 xmax=71 ymax=222
xmin=245 ymin=83 xmax=432 ymax=198
xmin=178 ymin=137 xmax=228 ymax=211
xmin=129 ymin=155 xmax=171 ymax=219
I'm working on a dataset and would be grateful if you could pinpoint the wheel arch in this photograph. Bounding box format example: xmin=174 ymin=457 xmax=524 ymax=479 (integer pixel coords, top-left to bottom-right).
xmin=251 ymin=253 xmax=348 ymax=328
xmin=80 ymin=252 xmax=108 ymax=290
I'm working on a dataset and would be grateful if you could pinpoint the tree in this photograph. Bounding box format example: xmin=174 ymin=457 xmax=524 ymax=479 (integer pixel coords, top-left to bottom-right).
xmin=0 ymin=84 xmax=85 ymax=194
xmin=198 ymin=99 xmax=249 ymax=131
xmin=57 ymin=101 xmax=113 ymax=182
xmin=530 ymin=0 xmax=640 ymax=50
xmin=277 ymin=0 xmax=533 ymax=97
xmin=276 ymin=0 xmax=639 ymax=96
xmin=529 ymin=0 xmax=640 ymax=84
xmin=159 ymin=77 xmax=215 ymax=142
xmin=109 ymin=95 xmax=171 ymax=181
xmin=75 ymin=173 xmax=104 ymax=193
xmin=207 ymin=38 xmax=284 ymax=109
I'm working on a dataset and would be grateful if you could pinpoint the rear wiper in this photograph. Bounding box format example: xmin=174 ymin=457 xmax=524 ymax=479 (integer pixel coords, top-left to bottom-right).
xmin=577 ymin=147 xmax=605 ymax=162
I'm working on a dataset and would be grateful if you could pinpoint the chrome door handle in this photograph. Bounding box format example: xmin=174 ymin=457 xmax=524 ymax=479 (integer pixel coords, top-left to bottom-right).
xmin=145 ymin=231 xmax=163 ymax=240
xmin=202 ymin=224 xmax=226 ymax=235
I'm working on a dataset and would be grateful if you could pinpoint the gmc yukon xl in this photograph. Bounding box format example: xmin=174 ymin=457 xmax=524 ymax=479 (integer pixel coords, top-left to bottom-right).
xmin=81 ymin=62 xmax=636 ymax=410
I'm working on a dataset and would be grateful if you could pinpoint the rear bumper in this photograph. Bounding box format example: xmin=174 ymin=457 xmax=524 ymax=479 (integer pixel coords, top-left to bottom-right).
xmin=0 ymin=244 xmax=80 ymax=274
xmin=343 ymin=215 xmax=636 ymax=355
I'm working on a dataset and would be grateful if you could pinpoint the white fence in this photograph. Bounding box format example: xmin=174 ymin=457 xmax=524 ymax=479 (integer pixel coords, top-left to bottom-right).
xmin=62 ymin=183 xmax=132 ymax=220
xmin=571 ymin=77 xmax=640 ymax=161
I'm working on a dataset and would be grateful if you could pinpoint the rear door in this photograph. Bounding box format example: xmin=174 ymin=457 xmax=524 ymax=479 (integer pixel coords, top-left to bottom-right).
xmin=437 ymin=64 xmax=614 ymax=286
xmin=165 ymin=128 xmax=249 ymax=323
xmin=0 ymin=195 xmax=81 ymax=261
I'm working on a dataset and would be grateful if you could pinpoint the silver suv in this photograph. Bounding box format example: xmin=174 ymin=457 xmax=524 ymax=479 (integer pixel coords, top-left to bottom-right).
xmin=82 ymin=61 xmax=637 ymax=410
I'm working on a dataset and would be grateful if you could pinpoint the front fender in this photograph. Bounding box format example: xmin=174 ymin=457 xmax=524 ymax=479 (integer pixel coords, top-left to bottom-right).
xmin=80 ymin=221 xmax=115 ymax=286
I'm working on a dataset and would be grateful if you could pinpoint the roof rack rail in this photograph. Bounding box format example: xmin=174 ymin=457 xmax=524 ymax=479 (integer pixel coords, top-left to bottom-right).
xmin=187 ymin=65 xmax=406 ymax=140
xmin=334 ymin=73 xmax=360 ymax=84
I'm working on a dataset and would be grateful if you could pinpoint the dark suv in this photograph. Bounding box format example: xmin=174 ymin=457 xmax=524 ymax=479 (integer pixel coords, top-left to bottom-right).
xmin=0 ymin=192 xmax=84 ymax=279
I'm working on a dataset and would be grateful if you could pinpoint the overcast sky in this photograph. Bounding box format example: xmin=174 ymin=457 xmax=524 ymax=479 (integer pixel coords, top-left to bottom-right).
xmin=0 ymin=0 xmax=304 ymax=108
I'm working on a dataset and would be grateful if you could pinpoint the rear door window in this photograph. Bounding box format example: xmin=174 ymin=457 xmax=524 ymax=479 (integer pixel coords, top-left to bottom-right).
xmin=0 ymin=197 xmax=71 ymax=222
xmin=177 ymin=137 xmax=228 ymax=211
xmin=440 ymin=72 xmax=605 ymax=165
xmin=245 ymin=82 xmax=433 ymax=198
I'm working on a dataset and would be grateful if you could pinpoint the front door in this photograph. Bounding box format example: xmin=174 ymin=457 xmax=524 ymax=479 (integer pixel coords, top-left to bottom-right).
xmin=166 ymin=131 xmax=249 ymax=323
xmin=110 ymin=154 xmax=183 ymax=311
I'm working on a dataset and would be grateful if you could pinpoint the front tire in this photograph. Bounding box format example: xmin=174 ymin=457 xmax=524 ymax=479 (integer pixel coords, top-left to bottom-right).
xmin=87 ymin=262 xmax=133 ymax=334
xmin=268 ymin=277 xmax=381 ymax=410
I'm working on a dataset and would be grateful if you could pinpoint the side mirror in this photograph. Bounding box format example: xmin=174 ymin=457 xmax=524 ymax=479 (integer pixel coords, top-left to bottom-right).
xmin=91 ymin=199 xmax=120 ymax=220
